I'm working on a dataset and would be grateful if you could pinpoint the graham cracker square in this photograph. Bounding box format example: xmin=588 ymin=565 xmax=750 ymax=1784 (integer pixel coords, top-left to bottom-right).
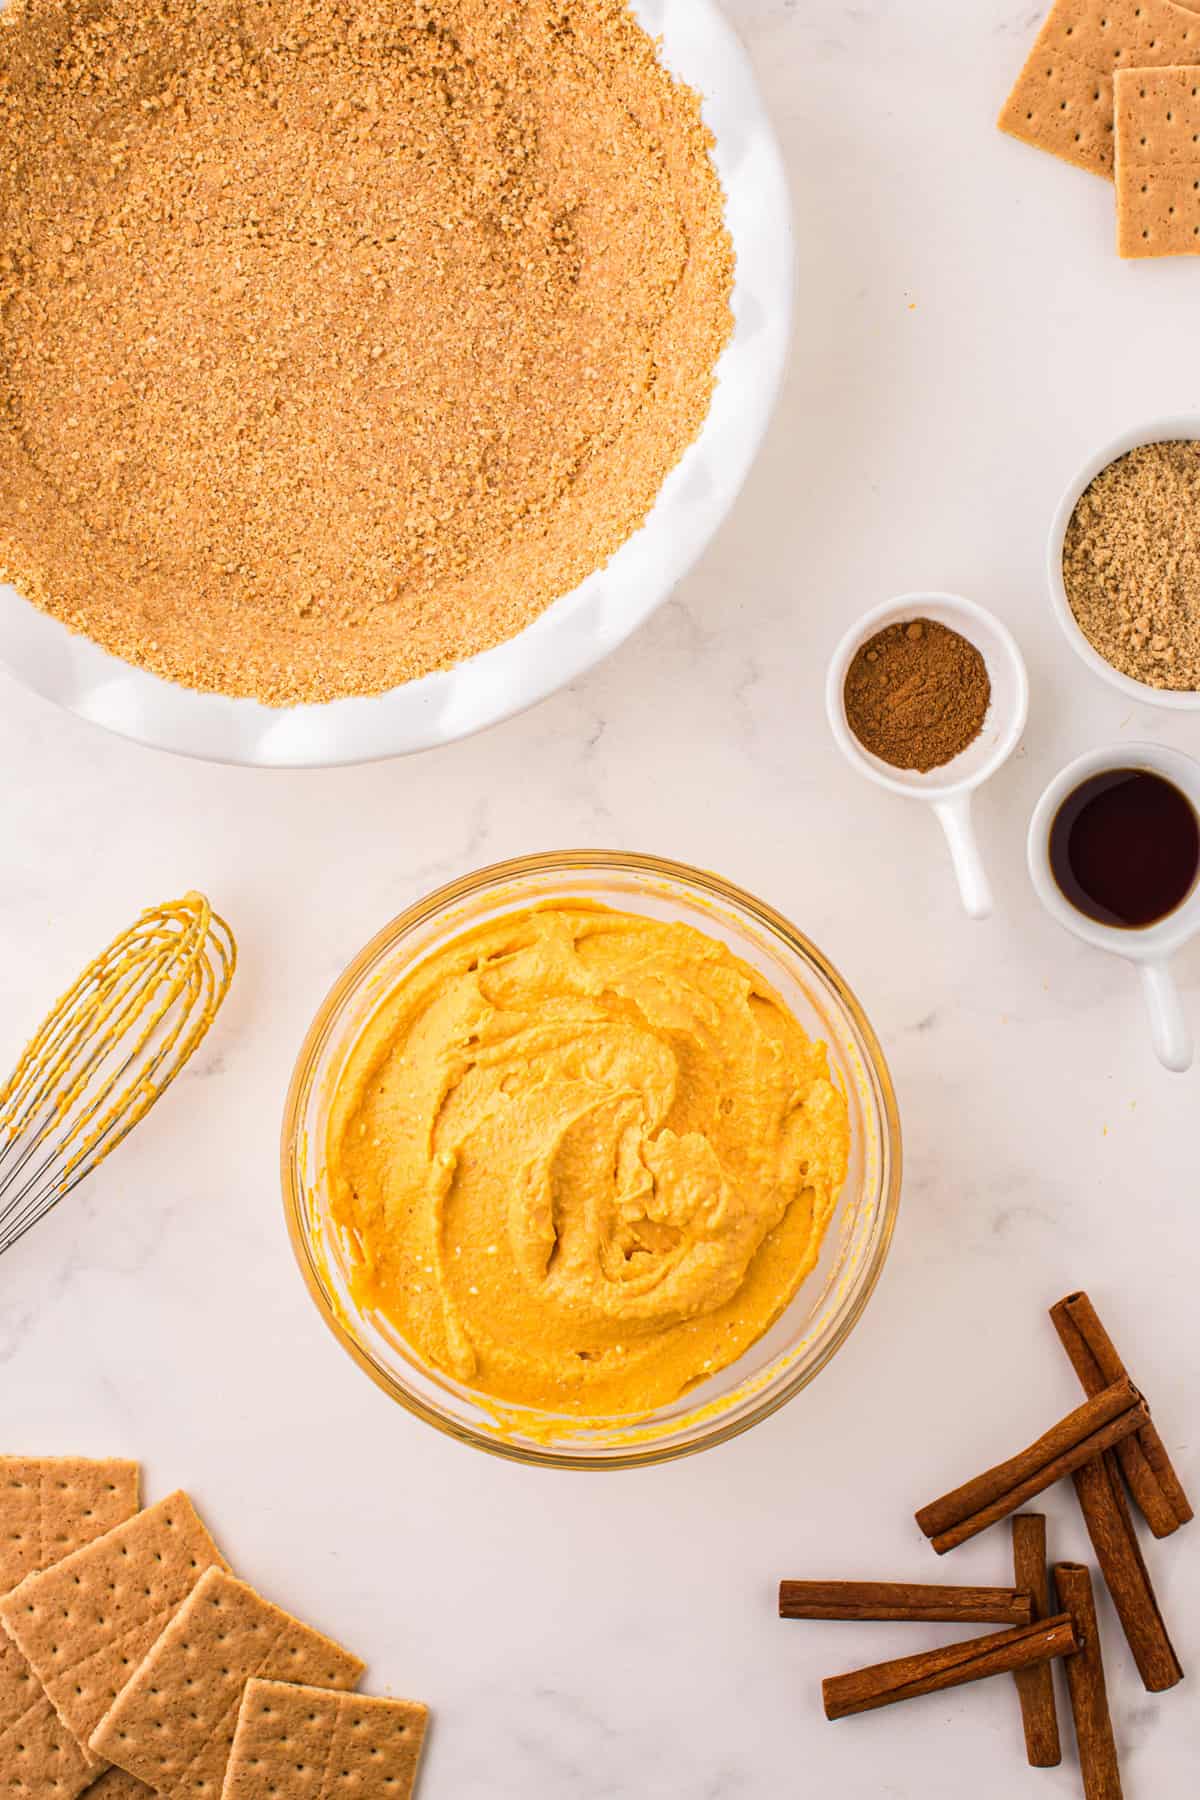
xmin=0 ymin=1638 xmax=101 ymax=1800
xmin=224 ymin=1679 xmax=429 ymax=1800
xmin=0 ymin=1457 xmax=140 ymax=1592
xmin=998 ymin=0 xmax=1200 ymax=177
xmin=89 ymin=1771 xmax=155 ymax=1800
xmin=90 ymin=1567 xmax=364 ymax=1797
xmin=1115 ymin=63 xmax=1200 ymax=250
xmin=0 ymin=1457 xmax=140 ymax=1799
xmin=0 ymin=1490 xmax=227 ymax=1758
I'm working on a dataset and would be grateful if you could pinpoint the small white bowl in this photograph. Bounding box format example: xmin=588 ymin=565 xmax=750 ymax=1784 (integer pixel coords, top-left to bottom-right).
xmin=1047 ymin=415 xmax=1200 ymax=711
xmin=826 ymin=594 xmax=1030 ymax=920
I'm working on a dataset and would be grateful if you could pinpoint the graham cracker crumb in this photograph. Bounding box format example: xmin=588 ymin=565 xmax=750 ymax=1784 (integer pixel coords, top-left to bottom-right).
xmin=0 ymin=0 xmax=734 ymax=706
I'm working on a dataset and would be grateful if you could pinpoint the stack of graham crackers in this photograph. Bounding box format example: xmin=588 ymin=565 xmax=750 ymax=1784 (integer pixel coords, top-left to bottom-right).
xmin=0 ymin=1463 xmax=428 ymax=1799
xmin=1000 ymin=0 xmax=1200 ymax=258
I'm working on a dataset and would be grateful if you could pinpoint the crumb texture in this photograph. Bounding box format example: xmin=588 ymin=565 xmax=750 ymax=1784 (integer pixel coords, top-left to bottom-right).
xmin=0 ymin=0 xmax=734 ymax=705
xmin=1063 ymin=440 xmax=1200 ymax=688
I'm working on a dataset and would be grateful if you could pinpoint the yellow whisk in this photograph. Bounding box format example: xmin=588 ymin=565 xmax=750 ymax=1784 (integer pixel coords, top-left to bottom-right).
xmin=0 ymin=893 xmax=236 ymax=1256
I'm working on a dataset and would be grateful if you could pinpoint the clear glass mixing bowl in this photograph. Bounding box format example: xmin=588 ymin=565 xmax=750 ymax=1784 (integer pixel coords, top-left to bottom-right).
xmin=281 ymin=852 xmax=901 ymax=1468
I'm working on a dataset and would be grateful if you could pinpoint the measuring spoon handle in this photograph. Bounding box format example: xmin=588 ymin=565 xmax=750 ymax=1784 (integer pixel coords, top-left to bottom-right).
xmin=933 ymin=794 xmax=993 ymax=921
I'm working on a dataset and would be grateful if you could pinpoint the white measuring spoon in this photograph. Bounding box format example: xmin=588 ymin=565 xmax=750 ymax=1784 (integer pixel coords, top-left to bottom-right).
xmin=826 ymin=594 xmax=1030 ymax=920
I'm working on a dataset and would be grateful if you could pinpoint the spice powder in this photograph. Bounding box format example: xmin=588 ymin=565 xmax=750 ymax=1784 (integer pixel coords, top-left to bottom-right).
xmin=0 ymin=0 xmax=734 ymax=706
xmin=843 ymin=619 xmax=991 ymax=774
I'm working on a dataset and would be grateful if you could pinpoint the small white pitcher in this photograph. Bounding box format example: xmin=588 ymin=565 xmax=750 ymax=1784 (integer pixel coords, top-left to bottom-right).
xmin=1028 ymin=744 xmax=1200 ymax=1074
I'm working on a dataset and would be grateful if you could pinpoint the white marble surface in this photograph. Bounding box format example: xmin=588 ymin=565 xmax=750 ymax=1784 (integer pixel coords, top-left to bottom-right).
xmin=2 ymin=1 xmax=1199 ymax=1793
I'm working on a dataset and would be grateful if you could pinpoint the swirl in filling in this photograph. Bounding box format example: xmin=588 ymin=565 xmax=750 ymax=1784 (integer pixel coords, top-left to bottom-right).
xmin=326 ymin=905 xmax=850 ymax=1415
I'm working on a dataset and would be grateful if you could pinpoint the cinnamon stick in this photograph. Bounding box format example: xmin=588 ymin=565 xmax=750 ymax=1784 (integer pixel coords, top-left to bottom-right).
xmin=1054 ymin=1564 xmax=1123 ymax=1800
xmin=1011 ymin=1515 xmax=1061 ymax=1767
xmin=1071 ymin=1452 xmax=1183 ymax=1693
xmin=822 ymin=1614 xmax=1078 ymax=1722
xmin=779 ymin=1580 xmax=1033 ymax=1624
xmin=1051 ymin=1291 xmax=1192 ymax=1538
xmin=915 ymin=1377 xmax=1148 ymax=1553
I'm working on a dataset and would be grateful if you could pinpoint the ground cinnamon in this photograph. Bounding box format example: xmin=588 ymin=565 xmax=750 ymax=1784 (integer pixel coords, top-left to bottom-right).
xmin=844 ymin=618 xmax=991 ymax=773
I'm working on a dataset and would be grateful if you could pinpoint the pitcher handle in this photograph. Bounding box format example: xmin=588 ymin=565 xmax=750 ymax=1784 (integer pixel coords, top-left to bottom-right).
xmin=1139 ymin=960 xmax=1193 ymax=1073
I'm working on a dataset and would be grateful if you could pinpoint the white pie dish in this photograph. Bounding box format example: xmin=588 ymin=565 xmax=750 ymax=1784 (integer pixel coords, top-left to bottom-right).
xmin=0 ymin=0 xmax=793 ymax=767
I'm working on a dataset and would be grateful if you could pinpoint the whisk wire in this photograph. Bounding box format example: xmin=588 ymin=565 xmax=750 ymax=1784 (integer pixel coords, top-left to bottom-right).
xmin=2 ymin=949 xmax=175 ymax=1168
xmin=0 ymin=894 xmax=236 ymax=1256
xmin=2 ymin=900 xmax=211 ymax=1126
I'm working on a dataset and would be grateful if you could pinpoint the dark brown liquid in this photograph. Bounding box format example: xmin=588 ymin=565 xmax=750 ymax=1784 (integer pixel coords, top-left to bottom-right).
xmin=1049 ymin=768 xmax=1200 ymax=929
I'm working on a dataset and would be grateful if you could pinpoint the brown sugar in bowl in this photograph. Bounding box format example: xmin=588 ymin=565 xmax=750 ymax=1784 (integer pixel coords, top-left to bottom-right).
xmin=1048 ymin=417 xmax=1200 ymax=711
